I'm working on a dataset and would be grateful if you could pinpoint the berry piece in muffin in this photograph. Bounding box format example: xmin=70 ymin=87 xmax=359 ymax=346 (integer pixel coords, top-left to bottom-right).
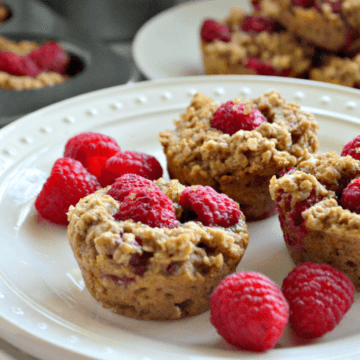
xmin=35 ymin=158 xmax=101 ymax=225
xmin=67 ymin=178 xmax=249 ymax=320
xmin=64 ymin=132 xmax=121 ymax=178
xmin=200 ymin=19 xmax=231 ymax=43
xmin=159 ymin=91 xmax=319 ymax=221
xmin=282 ymin=262 xmax=355 ymax=339
xmin=341 ymin=134 xmax=360 ymax=160
xmin=210 ymin=271 xmax=289 ymax=352
xmin=269 ymin=151 xmax=360 ymax=290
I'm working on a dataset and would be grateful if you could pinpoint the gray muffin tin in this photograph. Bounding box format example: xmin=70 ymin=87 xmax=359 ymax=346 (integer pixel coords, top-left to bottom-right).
xmin=0 ymin=0 xmax=132 ymax=124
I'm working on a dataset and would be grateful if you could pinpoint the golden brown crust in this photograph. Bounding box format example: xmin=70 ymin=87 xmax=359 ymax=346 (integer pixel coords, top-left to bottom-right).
xmin=201 ymin=7 xmax=313 ymax=76
xmin=269 ymin=152 xmax=360 ymax=290
xmin=159 ymin=91 xmax=319 ymax=220
xmin=67 ymin=181 xmax=249 ymax=320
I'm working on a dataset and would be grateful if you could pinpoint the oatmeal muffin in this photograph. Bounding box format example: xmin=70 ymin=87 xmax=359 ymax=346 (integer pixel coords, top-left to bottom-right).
xmin=158 ymin=91 xmax=319 ymax=221
xmin=269 ymin=152 xmax=360 ymax=290
xmin=256 ymin=0 xmax=360 ymax=53
xmin=67 ymin=178 xmax=249 ymax=320
xmin=200 ymin=7 xmax=313 ymax=77
xmin=309 ymin=53 xmax=360 ymax=88
xmin=0 ymin=36 xmax=69 ymax=90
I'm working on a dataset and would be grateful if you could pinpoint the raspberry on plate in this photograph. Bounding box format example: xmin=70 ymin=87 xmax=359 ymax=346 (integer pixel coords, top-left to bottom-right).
xmin=211 ymin=100 xmax=267 ymax=135
xmin=341 ymin=135 xmax=360 ymax=161
xmin=210 ymin=272 xmax=289 ymax=352
xmin=35 ymin=157 xmax=101 ymax=225
xmin=179 ymin=185 xmax=241 ymax=227
xmin=282 ymin=262 xmax=355 ymax=339
xmin=99 ymin=150 xmax=163 ymax=187
xmin=113 ymin=186 xmax=178 ymax=229
xmin=200 ymin=19 xmax=231 ymax=43
xmin=64 ymin=132 xmax=121 ymax=178
xmin=0 ymin=52 xmax=41 ymax=78
xmin=108 ymin=173 xmax=160 ymax=203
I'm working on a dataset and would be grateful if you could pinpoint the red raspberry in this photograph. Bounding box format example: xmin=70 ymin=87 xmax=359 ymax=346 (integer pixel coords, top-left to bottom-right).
xmin=341 ymin=135 xmax=360 ymax=161
xmin=282 ymin=262 xmax=355 ymax=339
xmin=28 ymin=42 xmax=69 ymax=74
xmin=211 ymin=100 xmax=267 ymax=135
xmin=242 ymin=16 xmax=281 ymax=34
xmin=340 ymin=178 xmax=360 ymax=214
xmin=200 ymin=19 xmax=231 ymax=43
xmin=108 ymin=173 xmax=159 ymax=202
xmin=99 ymin=150 xmax=163 ymax=187
xmin=292 ymin=0 xmax=315 ymax=8
xmin=251 ymin=0 xmax=261 ymax=10
xmin=179 ymin=185 xmax=241 ymax=227
xmin=113 ymin=187 xmax=178 ymax=229
xmin=314 ymin=0 xmax=342 ymax=13
xmin=210 ymin=272 xmax=289 ymax=352
xmin=35 ymin=157 xmax=101 ymax=225
xmin=245 ymin=57 xmax=291 ymax=77
xmin=64 ymin=132 xmax=121 ymax=178
xmin=0 ymin=52 xmax=41 ymax=77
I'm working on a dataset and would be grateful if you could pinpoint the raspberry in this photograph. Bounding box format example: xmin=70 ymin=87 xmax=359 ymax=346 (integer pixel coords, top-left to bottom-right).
xmin=242 ymin=16 xmax=281 ymax=34
xmin=64 ymin=132 xmax=121 ymax=178
xmin=35 ymin=157 xmax=101 ymax=225
xmin=108 ymin=173 xmax=159 ymax=202
xmin=210 ymin=272 xmax=289 ymax=352
xmin=340 ymin=178 xmax=360 ymax=214
xmin=113 ymin=187 xmax=178 ymax=229
xmin=179 ymin=185 xmax=241 ymax=227
xmin=0 ymin=52 xmax=41 ymax=77
xmin=211 ymin=100 xmax=267 ymax=135
xmin=282 ymin=262 xmax=355 ymax=339
xmin=292 ymin=0 xmax=315 ymax=7
xmin=245 ymin=57 xmax=291 ymax=77
xmin=28 ymin=42 xmax=69 ymax=74
xmin=200 ymin=19 xmax=231 ymax=43
xmin=341 ymin=135 xmax=360 ymax=161
xmin=251 ymin=0 xmax=261 ymax=10
xmin=314 ymin=0 xmax=342 ymax=13
xmin=99 ymin=150 xmax=163 ymax=187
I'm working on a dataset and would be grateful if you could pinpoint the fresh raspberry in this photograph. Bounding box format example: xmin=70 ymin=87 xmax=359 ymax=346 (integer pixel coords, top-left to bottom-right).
xmin=251 ymin=0 xmax=261 ymax=10
xmin=200 ymin=19 xmax=231 ymax=43
xmin=210 ymin=272 xmax=289 ymax=352
xmin=282 ymin=262 xmax=355 ymax=339
xmin=211 ymin=100 xmax=267 ymax=135
xmin=108 ymin=173 xmax=159 ymax=202
xmin=314 ymin=0 xmax=342 ymax=13
xmin=340 ymin=178 xmax=360 ymax=214
xmin=242 ymin=16 xmax=281 ymax=34
xmin=35 ymin=157 xmax=101 ymax=225
xmin=64 ymin=132 xmax=121 ymax=178
xmin=0 ymin=52 xmax=41 ymax=77
xmin=341 ymin=135 xmax=360 ymax=161
xmin=179 ymin=185 xmax=241 ymax=227
xmin=292 ymin=0 xmax=315 ymax=8
xmin=28 ymin=42 xmax=69 ymax=74
xmin=245 ymin=57 xmax=291 ymax=77
xmin=113 ymin=187 xmax=178 ymax=229
xmin=99 ymin=150 xmax=163 ymax=187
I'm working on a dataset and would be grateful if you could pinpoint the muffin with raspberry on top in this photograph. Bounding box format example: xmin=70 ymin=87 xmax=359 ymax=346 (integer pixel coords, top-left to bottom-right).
xmin=67 ymin=174 xmax=249 ymax=320
xmin=269 ymin=138 xmax=360 ymax=290
xmin=159 ymin=90 xmax=319 ymax=221
xmin=200 ymin=7 xmax=313 ymax=77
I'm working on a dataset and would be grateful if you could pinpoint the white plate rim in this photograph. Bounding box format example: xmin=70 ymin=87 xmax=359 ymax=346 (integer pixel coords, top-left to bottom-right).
xmin=0 ymin=75 xmax=360 ymax=360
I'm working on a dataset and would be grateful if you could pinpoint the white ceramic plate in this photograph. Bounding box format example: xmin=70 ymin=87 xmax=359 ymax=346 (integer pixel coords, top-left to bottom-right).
xmin=1 ymin=75 xmax=360 ymax=360
xmin=132 ymin=0 xmax=250 ymax=79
